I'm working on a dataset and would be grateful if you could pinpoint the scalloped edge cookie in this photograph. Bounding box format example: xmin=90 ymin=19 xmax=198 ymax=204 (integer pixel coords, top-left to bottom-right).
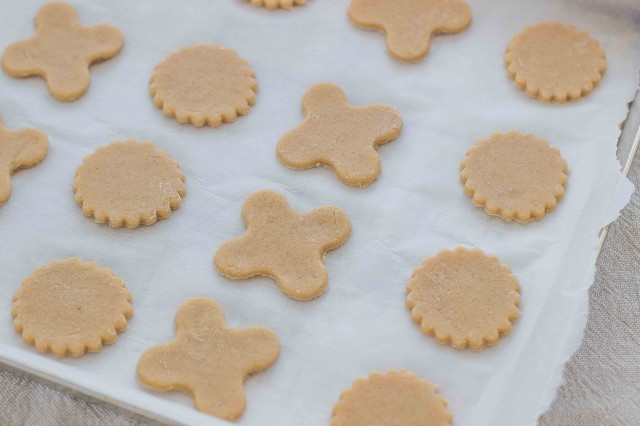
xmin=460 ymin=131 xmax=568 ymax=223
xmin=12 ymin=258 xmax=132 ymax=357
xmin=506 ymin=22 xmax=606 ymax=103
xmin=332 ymin=370 xmax=452 ymax=426
xmin=150 ymin=44 xmax=258 ymax=127
xmin=406 ymin=247 xmax=520 ymax=351
xmin=249 ymin=0 xmax=307 ymax=10
xmin=73 ymin=140 xmax=186 ymax=228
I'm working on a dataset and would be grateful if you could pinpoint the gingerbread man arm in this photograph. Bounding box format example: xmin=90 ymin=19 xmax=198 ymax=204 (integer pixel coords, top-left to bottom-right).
xmin=235 ymin=327 xmax=281 ymax=373
xmin=304 ymin=206 xmax=352 ymax=251
xmin=0 ymin=116 xmax=49 ymax=206
xmin=2 ymin=2 xmax=124 ymax=101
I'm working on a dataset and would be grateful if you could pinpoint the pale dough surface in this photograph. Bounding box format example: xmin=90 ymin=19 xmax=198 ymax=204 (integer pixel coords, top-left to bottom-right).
xmin=136 ymin=297 xmax=280 ymax=421
xmin=150 ymin=44 xmax=258 ymax=127
xmin=73 ymin=140 xmax=186 ymax=228
xmin=249 ymin=0 xmax=307 ymax=10
xmin=214 ymin=189 xmax=351 ymax=300
xmin=277 ymin=83 xmax=402 ymax=187
xmin=460 ymin=131 xmax=568 ymax=223
xmin=0 ymin=114 xmax=48 ymax=207
xmin=1 ymin=2 xmax=123 ymax=101
xmin=407 ymin=247 xmax=520 ymax=350
xmin=348 ymin=0 xmax=472 ymax=62
xmin=331 ymin=370 xmax=452 ymax=426
xmin=12 ymin=258 xmax=132 ymax=357
xmin=506 ymin=22 xmax=606 ymax=102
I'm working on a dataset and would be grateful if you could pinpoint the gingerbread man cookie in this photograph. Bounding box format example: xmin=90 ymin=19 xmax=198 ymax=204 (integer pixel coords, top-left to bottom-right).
xmin=137 ymin=297 xmax=280 ymax=420
xmin=332 ymin=370 xmax=452 ymax=426
xmin=248 ymin=0 xmax=307 ymax=10
xmin=277 ymin=83 xmax=402 ymax=187
xmin=0 ymin=114 xmax=48 ymax=207
xmin=348 ymin=0 xmax=472 ymax=62
xmin=214 ymin=190 xmax=351 ymax=300
xmin=2 ymin=2 xmax=124 ymax=101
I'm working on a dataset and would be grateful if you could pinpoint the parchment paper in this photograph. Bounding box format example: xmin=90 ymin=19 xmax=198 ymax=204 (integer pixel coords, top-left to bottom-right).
xmin=0 ymin=1 xmax=638 ymax=425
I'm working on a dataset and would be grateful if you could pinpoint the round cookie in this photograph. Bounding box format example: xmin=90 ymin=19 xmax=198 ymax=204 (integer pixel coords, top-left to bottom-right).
xmin=12 ymin=258 xmax=132 ymax=357
xmin=249 ymin=0 xmax=307 ymax=10
xmin=332 ymin=370 xmax=452 ymax=426
xmin=150 ymin=44 xmax=258 ymax=126
xmin=73 ymin=140 xmax=186 ymax=228
xmin=506 ymin=22 xmax=606 ymax=102
xmin=460 ymin=131 xmax=568 ymax=223
xmin=406 ymin=247 xmax=520 ymax=350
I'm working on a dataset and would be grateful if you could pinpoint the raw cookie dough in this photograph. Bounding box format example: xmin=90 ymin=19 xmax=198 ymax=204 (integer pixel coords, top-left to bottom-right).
xmin=460 ymin=131 xmax=568 ymax=223
xmin=348 ymin=0 xmax=472 ymax=62
xmin=332 ymin=370 xmax=452 ymax=426
xmin=1 ymin=2 xmax=124 ymax=101
xmin=407 ymin=247 xmax=520 ymax=350
xmin=0 ymin=114 xmax=48 ymax=207
xmin=506 ymin=22 xmax=606 ymax=102
xmin=277 ymin=83 xmax=402 ymax=187
xmin=137 ymin=297 xmax=280 ymax=420
xmin=214 ymin=189 xmax=351 ymax=300
xmin=12 ymin=258 xmax=132 ymax=357
xmin=150 ymin=44 xmax=258 ymax=126
xmin=73 ymin=140 xmax=186 ymax=228
xmin=248 ymin=0 xmax=307 ymax=10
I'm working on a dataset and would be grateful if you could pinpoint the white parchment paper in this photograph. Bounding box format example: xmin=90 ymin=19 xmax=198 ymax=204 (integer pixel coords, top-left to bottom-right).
xmin=0 ymin=0 xmax=639 ymax=425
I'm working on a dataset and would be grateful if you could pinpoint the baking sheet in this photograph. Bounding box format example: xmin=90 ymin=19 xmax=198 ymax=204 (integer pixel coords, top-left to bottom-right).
xmin=0 ymin=0 xmax=639 ymax=425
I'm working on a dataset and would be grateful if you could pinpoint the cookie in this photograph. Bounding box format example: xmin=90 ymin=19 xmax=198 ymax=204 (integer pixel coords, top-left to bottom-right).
xmin=150 ymin=44 xmax=258 ymax=127
xmin=506 ymin=22 xmax=606 ymax=102
xmin=0 ymin=114 xmax=48 ymax=207
xmin=277 ymin=83 xmax=402 ymax=187
xmin=332 ymin=370 xmax=452 ymax=426
xmin=137 ymin=297 xmax=280 ymax=420
xmin=248 ymin=0 xmax=307 ymax=10
xmin=407 ymin=247 xmax=520 ymax=350
xmin=12 ymin=258 xmax=132 ymax=357
xmin=460 ymin=131 xmax=568 ymax=223
xmin=214 ymin=190 xmax=351 ymax=300
xmin=73 ymin=140 xmax=186 ymax=228
xmin=1 ymin=2 xmax=124 ymax=101
xmin=348 ymin=0 xmax=472 ymax=62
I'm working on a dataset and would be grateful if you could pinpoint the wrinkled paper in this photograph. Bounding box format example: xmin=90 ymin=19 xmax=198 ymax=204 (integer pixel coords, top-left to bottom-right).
xmin=0 ymin=0 xmax=638 ymax=424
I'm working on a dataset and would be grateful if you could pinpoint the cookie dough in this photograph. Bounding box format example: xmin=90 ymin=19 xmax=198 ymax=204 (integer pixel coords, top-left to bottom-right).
xmin=460 ymin=131 xmax=568 ymax=223
xmin=0 ymin=114 xmax=48 ymax=207
xmin=2 ymin=2 xmax=124 ymax=101
xmin=348 ymin=0 xmax=472 ymax=62
xmin=407 ymin=247 xmax=520 ymax=350
xmin=277 ymin=83 xmax=402 ymax=187
xmin=12 ymin=258 xmax=132 ymax=357
xmin=150 ymin=44 xmax=258 ymax=126
xmin=248 ymin=0 xmax=307 ymax=10
xmin=137 ymin=297 xmax=280 ymax=420
xmin=214 ymin=190 xmax=351 ymax=300
xmin=506 ymin=22 xmax=606 ymax=102
xmin=332 ymin=370 xmax=452 ymax=426
xmin=73 ymin=140 xmax=186 ymax=228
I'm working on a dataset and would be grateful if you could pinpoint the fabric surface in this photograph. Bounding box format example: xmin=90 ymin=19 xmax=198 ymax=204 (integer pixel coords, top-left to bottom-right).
xmin=539 ymin=100 xmax=640 ymax=425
